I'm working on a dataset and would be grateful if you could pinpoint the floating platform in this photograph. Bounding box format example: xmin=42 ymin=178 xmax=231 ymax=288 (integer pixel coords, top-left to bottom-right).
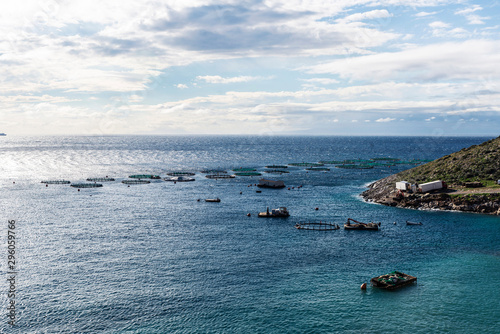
xmin=232 ymin=168 xmax=257 ymax=172
xmin=164 ymin=176 xmax=195 ymax=182
xmin=122 ymin=180 xmax=151 ymax=185
xmin=166 ymin=172 xmax=195 ymax=176
xmin=129 ymin=174 xmax=161 ymax=179
xmin=206 ymin=174 xmax=235 ymax=179
xmin=201 ymin=169 xmax=227 ymax=174
xmin=295 ymin=222 xmax=340 ymax=230
xmin=234 ymin=172 xmax=262 ymax=176
xmin=288 ymin=162 xmax=324 ymax=167
xmin=264 ymin=169 xmax=289 ymax=174
xmin=371 ymin=271 xmax=417 ymax=290
xmin=306 ymin=167 xmax=330 ymax=171
xmin=70 ymin=183 xmax=103 ymax=188
xmin=335 ymin=164 xmax=374 ymax=169
xmin=41 ymin=180 xmax=71 ymax=184
xmin=86 ymin=177 xmax=115 ymax=182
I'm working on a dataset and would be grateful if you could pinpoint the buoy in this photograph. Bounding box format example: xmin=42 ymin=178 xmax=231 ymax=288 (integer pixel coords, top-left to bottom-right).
xmin=46 ymin=184 xmax=48 ymax=187
xmin=247 ymin=213 xmax=251 ymax=217
xmin=78 ymin=189 xmax=80 ymax=192
xmin=361 ymin=283 xmax=367 ymax=290
xmin=315 ymin=207 xmax=319 ymax=210
xmin=240 ymin=192 xmax=242 ymax=194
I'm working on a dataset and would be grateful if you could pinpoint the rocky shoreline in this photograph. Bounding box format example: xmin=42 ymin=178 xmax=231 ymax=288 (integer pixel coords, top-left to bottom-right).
xmin=362 ymin=175 xmax=500 ymax=215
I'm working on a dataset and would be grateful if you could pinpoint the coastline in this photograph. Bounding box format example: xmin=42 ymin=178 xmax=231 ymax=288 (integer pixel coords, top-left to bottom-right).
xmin=362 ymin=176 xmax=500 ymax=215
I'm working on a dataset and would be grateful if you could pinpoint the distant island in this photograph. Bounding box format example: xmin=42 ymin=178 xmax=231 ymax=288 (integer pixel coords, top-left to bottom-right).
xmin=362 ymin=136 xmax=500 ymax=215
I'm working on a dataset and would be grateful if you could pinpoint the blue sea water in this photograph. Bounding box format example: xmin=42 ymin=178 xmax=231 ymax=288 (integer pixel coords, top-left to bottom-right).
xmin=0 ymin=135 xmax=499 ymax=333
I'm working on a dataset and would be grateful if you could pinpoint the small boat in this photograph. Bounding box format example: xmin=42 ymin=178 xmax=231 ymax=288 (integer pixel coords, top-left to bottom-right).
xmin=295 ymin=222 xmax=340 ymax=231
xmin=258 ymin=207 xmax=289 ymax=218
xmin=370 ymin=271 xmax=417 ymax=290
xmin=344 ymin=218 xmax=379 ymax=230
xmin=406 ymin=221 xmax=422 ymax=225
xmin=205 ymin=198 xmax=221 ymax=202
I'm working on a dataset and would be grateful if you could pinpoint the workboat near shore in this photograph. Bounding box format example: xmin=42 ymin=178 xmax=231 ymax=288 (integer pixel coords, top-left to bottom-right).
xmin=371 ymin=271 xmax=417 ymax=290
xmin=258 ymin=207 xmax=289 ymax=218
xmin=344 ymin=218 xmax=379 ymax=230
xmin=205 ymin=198 xmax=221 ymax=202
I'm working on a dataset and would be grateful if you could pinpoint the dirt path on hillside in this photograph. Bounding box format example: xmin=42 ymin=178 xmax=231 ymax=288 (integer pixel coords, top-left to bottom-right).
xmin=446 ymin=187 xmax=500 ymax=195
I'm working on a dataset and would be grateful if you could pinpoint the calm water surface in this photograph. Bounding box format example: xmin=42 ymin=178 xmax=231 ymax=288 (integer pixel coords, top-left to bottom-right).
xmin=0 ymin=136 xmax=498 ymax=333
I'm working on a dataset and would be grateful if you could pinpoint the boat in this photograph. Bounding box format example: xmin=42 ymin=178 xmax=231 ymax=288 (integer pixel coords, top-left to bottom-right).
xmin=370 ymin=271 xmax=417 ymax=290
xmin=406 ymin=221 xmax=422 ymax=225
xmin=295 ymin=222 xmax=340 ymax=230
xmin=258 ymin=207 xmax=289 ymax=218
xmin=205 ymin=198 xmax=221 ymax=202
xmin=257 ymin=178 xmax=285 ymax=188
xmin=164 ymin=176 xmax=195 ymax=182
xmin=0 ymin=133 xmax=6 ymax=136
xmin=344 ymin=218 xmax=379 ymax=230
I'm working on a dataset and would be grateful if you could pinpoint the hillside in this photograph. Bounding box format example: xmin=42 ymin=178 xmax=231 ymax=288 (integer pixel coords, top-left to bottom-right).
xmin=362 ymin=135 xmax=500 ymax=215
xmin=395 ymin=135 xmax=500 ymax=184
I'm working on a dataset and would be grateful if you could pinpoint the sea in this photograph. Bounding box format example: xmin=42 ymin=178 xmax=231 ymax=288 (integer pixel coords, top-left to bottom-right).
xmin=0 ymin=135 xmax=499 ymax=333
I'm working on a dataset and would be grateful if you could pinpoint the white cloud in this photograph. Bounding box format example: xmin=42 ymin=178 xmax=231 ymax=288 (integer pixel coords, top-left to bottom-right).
xmin=338 ymin=9 xmax=392 ymax=24
xmin=429 ymin=21 xmax=450 ymax=29
xmin=305 ymin=40 xmax=500 ymax=83
xmin=196 ymin=75 xmax=264 ymax=84
xmin=415 ymin=11 xmax=437 ymax=17
xmin=375 ymin=117 xmax=396 ymax=122
xmin=455 ymin=5 xmax=489 ymax=25
xmin=176 ymin=84 xmax=188 ymax=89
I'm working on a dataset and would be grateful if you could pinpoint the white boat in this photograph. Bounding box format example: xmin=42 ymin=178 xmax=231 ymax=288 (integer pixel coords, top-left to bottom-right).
xmin=205 ymin=198 xmax=221 ymax=202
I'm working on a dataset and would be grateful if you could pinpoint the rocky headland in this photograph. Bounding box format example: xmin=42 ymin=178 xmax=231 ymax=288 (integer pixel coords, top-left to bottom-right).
xmin=362 ymin=136 xmax=500 ymax=215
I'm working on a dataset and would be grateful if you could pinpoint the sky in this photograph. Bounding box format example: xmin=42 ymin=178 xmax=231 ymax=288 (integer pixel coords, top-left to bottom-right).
xmin=1 ymin=0 xmax=500 ymax=136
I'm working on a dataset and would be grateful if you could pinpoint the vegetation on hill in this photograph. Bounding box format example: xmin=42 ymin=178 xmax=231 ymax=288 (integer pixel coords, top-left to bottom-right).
xmin=395 ymin=135 xmax=500 ymax=185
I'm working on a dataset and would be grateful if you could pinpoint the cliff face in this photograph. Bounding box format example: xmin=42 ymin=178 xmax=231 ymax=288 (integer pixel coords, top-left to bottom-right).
xmin=362 ymin=136 xmax=500 ymax=215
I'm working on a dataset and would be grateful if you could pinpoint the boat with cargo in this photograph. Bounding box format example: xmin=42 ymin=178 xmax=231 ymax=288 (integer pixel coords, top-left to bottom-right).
xmin=258 ymin=207 xmax=289 ymax=218
xmin=371 ymin=271 xmax=417 ymax=290
xmin=344 ymin=218 xmax=379 ymax=230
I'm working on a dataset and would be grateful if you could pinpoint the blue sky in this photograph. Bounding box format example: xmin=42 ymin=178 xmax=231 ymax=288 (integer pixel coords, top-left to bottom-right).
xmin=1 ymin=0 xmax=499 ymax=136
